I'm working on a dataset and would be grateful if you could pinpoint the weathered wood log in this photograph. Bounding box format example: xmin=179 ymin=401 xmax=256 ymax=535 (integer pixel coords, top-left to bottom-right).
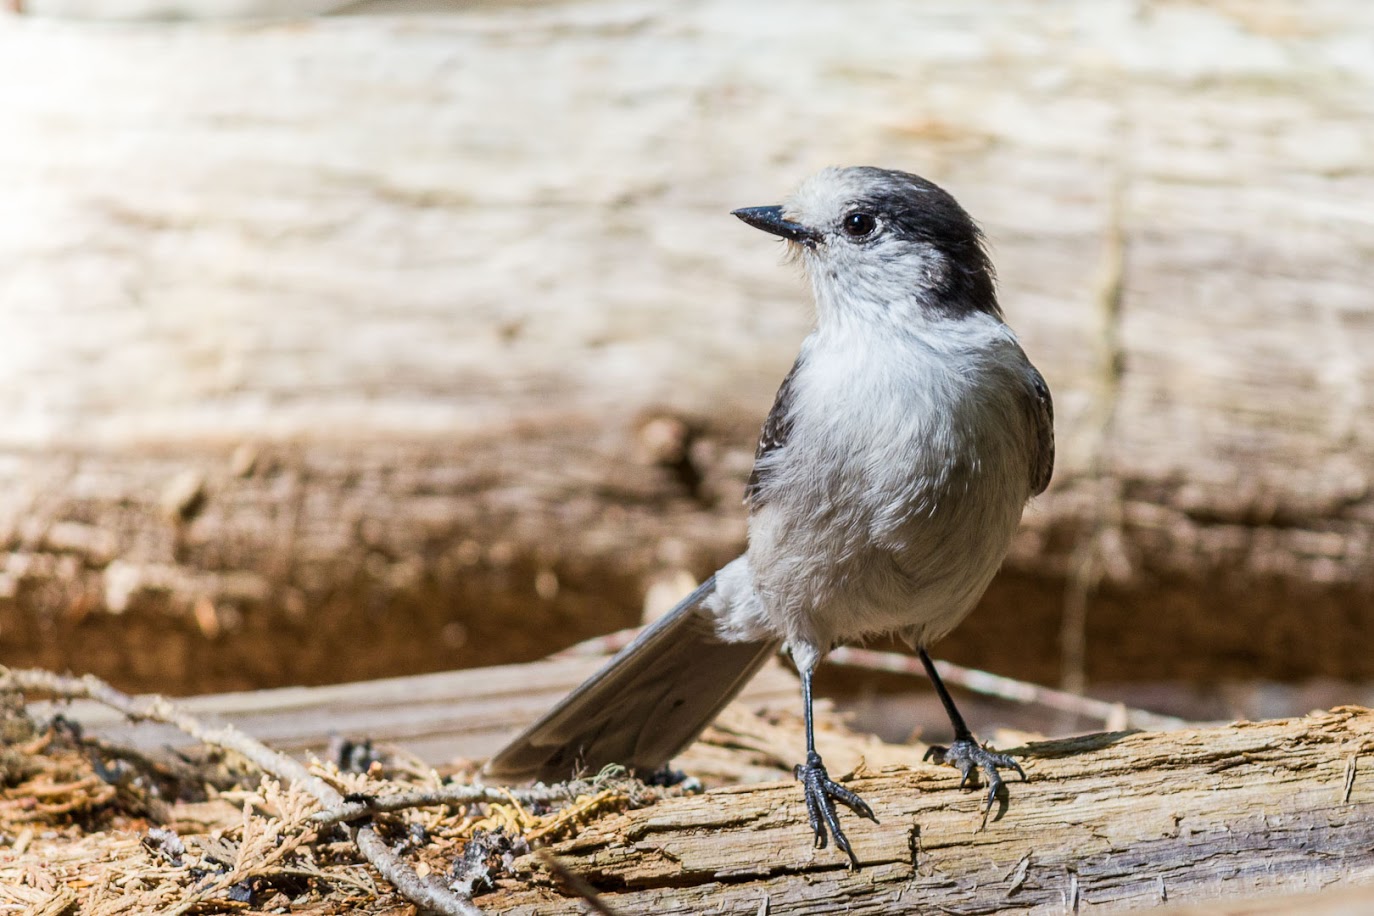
xmin=488 ymin=707 xmax=1374 ymax=914
xmin=2 ymin=2 xmax=1373 ymax=693
xmin=28 ymin=655 xmax=805 ymax=776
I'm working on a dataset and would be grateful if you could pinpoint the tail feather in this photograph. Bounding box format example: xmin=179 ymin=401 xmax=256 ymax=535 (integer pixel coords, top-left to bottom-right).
xmin=484 ymin=575 xmax=779 ymax=783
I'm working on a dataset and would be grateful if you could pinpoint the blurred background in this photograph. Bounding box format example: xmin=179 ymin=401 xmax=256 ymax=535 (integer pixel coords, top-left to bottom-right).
xmin=2 ymin=0 xmax=1373 ymax=744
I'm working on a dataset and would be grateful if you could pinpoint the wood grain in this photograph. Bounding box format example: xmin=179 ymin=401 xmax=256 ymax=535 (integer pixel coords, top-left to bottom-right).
xmin=492 ymin=707 xmax=1374 ymax=913
xmin=1 ymin=1 xmax=1373 ymax=691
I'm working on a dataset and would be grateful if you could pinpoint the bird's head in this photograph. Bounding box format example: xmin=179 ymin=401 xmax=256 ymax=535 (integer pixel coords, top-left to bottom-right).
xmin=733 ymin=166 xmax=999 ymax=328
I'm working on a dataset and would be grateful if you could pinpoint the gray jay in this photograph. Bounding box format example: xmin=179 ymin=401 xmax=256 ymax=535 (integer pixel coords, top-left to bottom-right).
xmin=486 ymin=166 xmax=1054 ymax=867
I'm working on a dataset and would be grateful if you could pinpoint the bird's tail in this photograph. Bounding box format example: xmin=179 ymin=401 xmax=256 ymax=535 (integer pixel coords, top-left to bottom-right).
xmin=484 ymin=575 xmax=779 ymax=783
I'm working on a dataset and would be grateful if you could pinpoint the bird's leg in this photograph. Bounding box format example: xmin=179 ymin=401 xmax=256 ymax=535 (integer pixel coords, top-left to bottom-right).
xmin=919 ymin=648 xmax=1026 ymax=816
xmin=793 ymin=666 xmax=878 ymax=868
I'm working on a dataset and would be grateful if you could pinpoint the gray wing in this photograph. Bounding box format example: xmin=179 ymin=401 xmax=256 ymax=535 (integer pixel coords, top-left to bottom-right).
xmin=1027 ymin=367 xmax=1055 ymax=496
xmin=744 ymin=355 xmax=804 ymax=509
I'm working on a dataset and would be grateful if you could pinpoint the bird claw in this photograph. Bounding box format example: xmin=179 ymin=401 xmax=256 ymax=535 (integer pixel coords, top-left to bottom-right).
xmin=794 ymin=751 xmax=878 ymax=869
xmin=924 ymin=738 xmax=1026 ymax=817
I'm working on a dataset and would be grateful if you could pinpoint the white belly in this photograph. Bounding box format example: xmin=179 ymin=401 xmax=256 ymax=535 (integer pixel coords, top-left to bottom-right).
xmin=712 ymin=318 xmax=1036 ymax=670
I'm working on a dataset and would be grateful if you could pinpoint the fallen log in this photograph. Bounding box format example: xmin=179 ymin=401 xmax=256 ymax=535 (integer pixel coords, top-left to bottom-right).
xmin=3 ymin=2 xmax=1374 ymax=693
xmin=489 ymin=708 xmax=1374 ymax=914
xmin=26 ymin=654 xmax=803 ymax=775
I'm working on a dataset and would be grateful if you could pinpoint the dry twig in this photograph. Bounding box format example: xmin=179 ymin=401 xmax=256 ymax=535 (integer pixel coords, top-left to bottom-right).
xmin=558 ymin=629 xmax=1189 ymax=730
xmin=535 ymin=848 xmax=624 ymax=916
xmin=825 ymin=646 xmax=1190 ymax=731
xmin=312 ymin=782 xmax=576 ymax=828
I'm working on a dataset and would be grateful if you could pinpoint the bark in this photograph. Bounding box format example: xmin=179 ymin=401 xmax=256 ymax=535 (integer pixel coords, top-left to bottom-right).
xmin=1 ymin=1 xmax=1373 ymax=692
xmin=491 ymin=707 xmax=1374 ymax=914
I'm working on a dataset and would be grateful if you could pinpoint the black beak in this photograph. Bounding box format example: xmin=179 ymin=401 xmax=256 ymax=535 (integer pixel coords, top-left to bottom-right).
xmin=731 ymin=206 xmax=821 ymax=245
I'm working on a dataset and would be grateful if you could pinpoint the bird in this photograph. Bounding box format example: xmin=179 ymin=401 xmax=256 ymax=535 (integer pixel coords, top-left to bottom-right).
xmin=485 ymin=166 xmax=1054 ymax=868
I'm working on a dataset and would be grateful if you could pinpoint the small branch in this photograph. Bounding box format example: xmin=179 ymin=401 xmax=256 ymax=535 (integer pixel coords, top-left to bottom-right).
xmin=7 ymin=667 xmax=337 ymax=801
xmin=825 ymin=647 xmax=1190 ymax=731
xmin=313 ymin=783 xmax=578 ymax=827
xmin=553 ymin=627 xmax=639 ymax=658
xmin=1 ymin=666 xmax=486 ymax=916
xmin=558 ymin=630 xmax=1187 ymax=731
xmin=354 ymin=823 xmax=486 ymax=916
xmin=535 ymin=848 xmax=625 ymax=916
xmin=1062 ymin=164 xmax=1131 ymax=699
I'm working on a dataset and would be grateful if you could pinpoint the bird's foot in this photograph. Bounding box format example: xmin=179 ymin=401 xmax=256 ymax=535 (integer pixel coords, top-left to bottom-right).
xmin=924 ymin=738 xmax=1026 ymax=819
xmin=793 ymin=751 xmax=878 ymax=869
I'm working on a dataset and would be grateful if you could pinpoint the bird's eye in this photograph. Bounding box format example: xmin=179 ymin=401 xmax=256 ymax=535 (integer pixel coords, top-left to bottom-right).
xmin=841 ymin=211 xmax=878 ymax=239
